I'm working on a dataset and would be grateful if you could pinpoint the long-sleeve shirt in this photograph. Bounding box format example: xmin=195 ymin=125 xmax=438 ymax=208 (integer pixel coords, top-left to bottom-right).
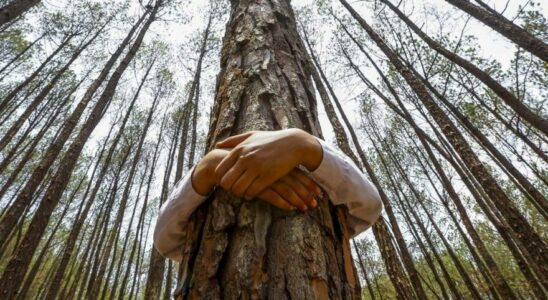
xmin=153 ymin=138 xmax=383 ymax=262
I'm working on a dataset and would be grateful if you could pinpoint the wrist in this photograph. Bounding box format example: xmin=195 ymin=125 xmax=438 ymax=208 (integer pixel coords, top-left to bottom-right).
xmin=293 ymin=129 xmax=323 ymax=171
xmin=192 ymin=156 xmax=216 ymax=196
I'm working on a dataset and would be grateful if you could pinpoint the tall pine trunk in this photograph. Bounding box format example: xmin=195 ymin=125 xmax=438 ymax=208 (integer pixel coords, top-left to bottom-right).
xmin=178 ymin=0 xmax=359 ymax=298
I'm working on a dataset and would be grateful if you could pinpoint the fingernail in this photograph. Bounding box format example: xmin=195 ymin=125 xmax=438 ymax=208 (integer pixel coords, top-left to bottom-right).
xmin=290 ymin=206 xmax=297 ymax=210
xmin=312 ymin=198 xmax=318 ymax=207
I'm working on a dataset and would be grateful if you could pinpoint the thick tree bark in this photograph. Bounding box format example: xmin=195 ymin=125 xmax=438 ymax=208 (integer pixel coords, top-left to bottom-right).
xmin=381 ymin=0 xmax=548 ymax=136
xmin=340 ymin=0 xmax=548 ymax=274
xmin=177 ymin=1 xmax=359 ymax=298
xmin=0 ymin=0 xmax=40 ymax=27
xmin=444 ymin=0 xmax=548 ymax=62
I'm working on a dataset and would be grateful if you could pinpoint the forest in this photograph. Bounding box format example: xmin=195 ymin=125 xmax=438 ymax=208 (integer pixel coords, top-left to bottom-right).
xmin=0 ymin=0 xmax=546 ymax=299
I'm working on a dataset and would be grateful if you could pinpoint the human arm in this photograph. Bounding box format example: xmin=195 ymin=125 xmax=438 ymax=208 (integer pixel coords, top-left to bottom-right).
xmin=153 ymin=149 xmax=321 ymax=261
xmin=215 ymin=129 xmax=383 ymax=237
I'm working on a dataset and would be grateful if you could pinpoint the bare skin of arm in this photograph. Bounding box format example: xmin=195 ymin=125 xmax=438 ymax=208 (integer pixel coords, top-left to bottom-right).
xmin=192 ymin=147 xmax=320 ymax=211
xmin=214 ymin=129 xmax=323 ymax=208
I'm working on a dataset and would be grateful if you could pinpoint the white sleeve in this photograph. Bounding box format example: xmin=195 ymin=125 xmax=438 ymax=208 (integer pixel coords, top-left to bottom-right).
xmin=309 ymin=138 xmax=383 ymax=237
xmin=153 ymin=166 xmax=207 ymax=262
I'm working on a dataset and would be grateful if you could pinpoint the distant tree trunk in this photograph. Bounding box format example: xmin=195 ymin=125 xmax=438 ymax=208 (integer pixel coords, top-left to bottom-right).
xmin=116 ymin=115 xmax=165 ymax=300
xmin=444 ymin=0 xmax=548 ymax=62
xmin=0 ymin=4 xmax=159 ymax=298
xmin=87 ymin=74 xmax=161 ymax=300
xmin=0 ymin=31 xmax=45 ymax=75
xmin=0 ymin=8 xmax=148 ymax=250
xmin=381 ymin=0 xmax=548 ymax=135
xmin=143 ymin=117 xmax=180 ymax=299
xmin=0 ymin=0 xmax=40 ymax=27
xmin=340 ymin=0 xmax=548 ymax=274
xmin=43 ymin=59 xmax=152 ymax=300
xmin=0 ymin=70 xmax=89 ymax=175
xmin=17 ymin=158 xmax=90 ymax=299
xmin=337 ymin=10 xmax=546 ymax=297
xmin=0 ymin=22 xmax=108 ymax=152
xmin=352 ymin=240 xmax=377 ymax=300
xmin=0 ymin=33 xmax=74 ymax=114
xmin=187 ymin=13 xmax=212 ymax=169
xmin=177 ymin=0 xmax=359 ymax=298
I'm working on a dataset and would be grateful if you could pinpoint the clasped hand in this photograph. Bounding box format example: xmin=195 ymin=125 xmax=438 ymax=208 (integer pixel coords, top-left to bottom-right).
xmin=192 ymin=129 xmax=323 ymax=211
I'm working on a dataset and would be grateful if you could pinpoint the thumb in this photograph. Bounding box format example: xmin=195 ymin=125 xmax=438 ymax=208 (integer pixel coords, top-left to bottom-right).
xmin=216 ymin=132 xmax=254 ymax=148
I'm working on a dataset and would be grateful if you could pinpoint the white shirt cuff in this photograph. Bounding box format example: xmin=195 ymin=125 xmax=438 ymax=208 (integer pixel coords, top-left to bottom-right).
xmin=310 ymin=138 xmax=383 ymax=237
xmin=153 ymin=166 xmax=207 ymax=261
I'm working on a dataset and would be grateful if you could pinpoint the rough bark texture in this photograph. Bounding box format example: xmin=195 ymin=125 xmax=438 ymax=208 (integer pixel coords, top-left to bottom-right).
xmin=178 ymin=0 xmax=359 ymax=299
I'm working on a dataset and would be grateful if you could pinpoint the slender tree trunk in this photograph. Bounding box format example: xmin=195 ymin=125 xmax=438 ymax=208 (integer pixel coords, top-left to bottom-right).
xmin=339 ymin=20 xmax=547 ymax=297
xmin=43 ymin=72 xmax=146 ymax=299
xmin=403 ymin=57 xmax=548 ymax=219
xmin=0 ymin=32 xmax=46 ymax=75
xmin=88 ymin=77 xmax=161 ymax=300
xmin=0 ymin=23 xmax=107 ymax=152
xmin=0 ymin=33 xmax=74 ymax=114
xmin=187 ymin=13 xmax=212 ymax=169
xmin=444 ymin=0 xmax=548 ymax=62
xmin=144 ymin=113 xmax=181 ymax=299
xmin=0 ymin=0 xmax=40 ymax=27
xmin=116 ymin=115 xmax=165 ymax=300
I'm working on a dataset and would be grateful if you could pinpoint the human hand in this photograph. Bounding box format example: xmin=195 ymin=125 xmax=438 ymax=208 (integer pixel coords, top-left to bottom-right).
xmin=214 ymin=129 xmax=323 ymax=200
xmin=192 ymin=148 xmax=320 ymax=211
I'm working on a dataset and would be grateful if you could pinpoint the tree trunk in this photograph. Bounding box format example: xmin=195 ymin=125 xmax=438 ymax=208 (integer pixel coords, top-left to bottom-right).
xmin=444 ymin=0 xmax=548 ymax=62
xmin=0 ymin=33 xmax=74 ymax=114
xmin=0 ymin=23 xmax=107 ymax=152
xmin=0 ymin=32 xmax=46 ymax=76
xmin=43 ymin=60 xmax=150 ymax=299
xmin=0 ymin=0 xmax=40 ymax=27
xmin=178 ymin=0 xmax=359 ymax=298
